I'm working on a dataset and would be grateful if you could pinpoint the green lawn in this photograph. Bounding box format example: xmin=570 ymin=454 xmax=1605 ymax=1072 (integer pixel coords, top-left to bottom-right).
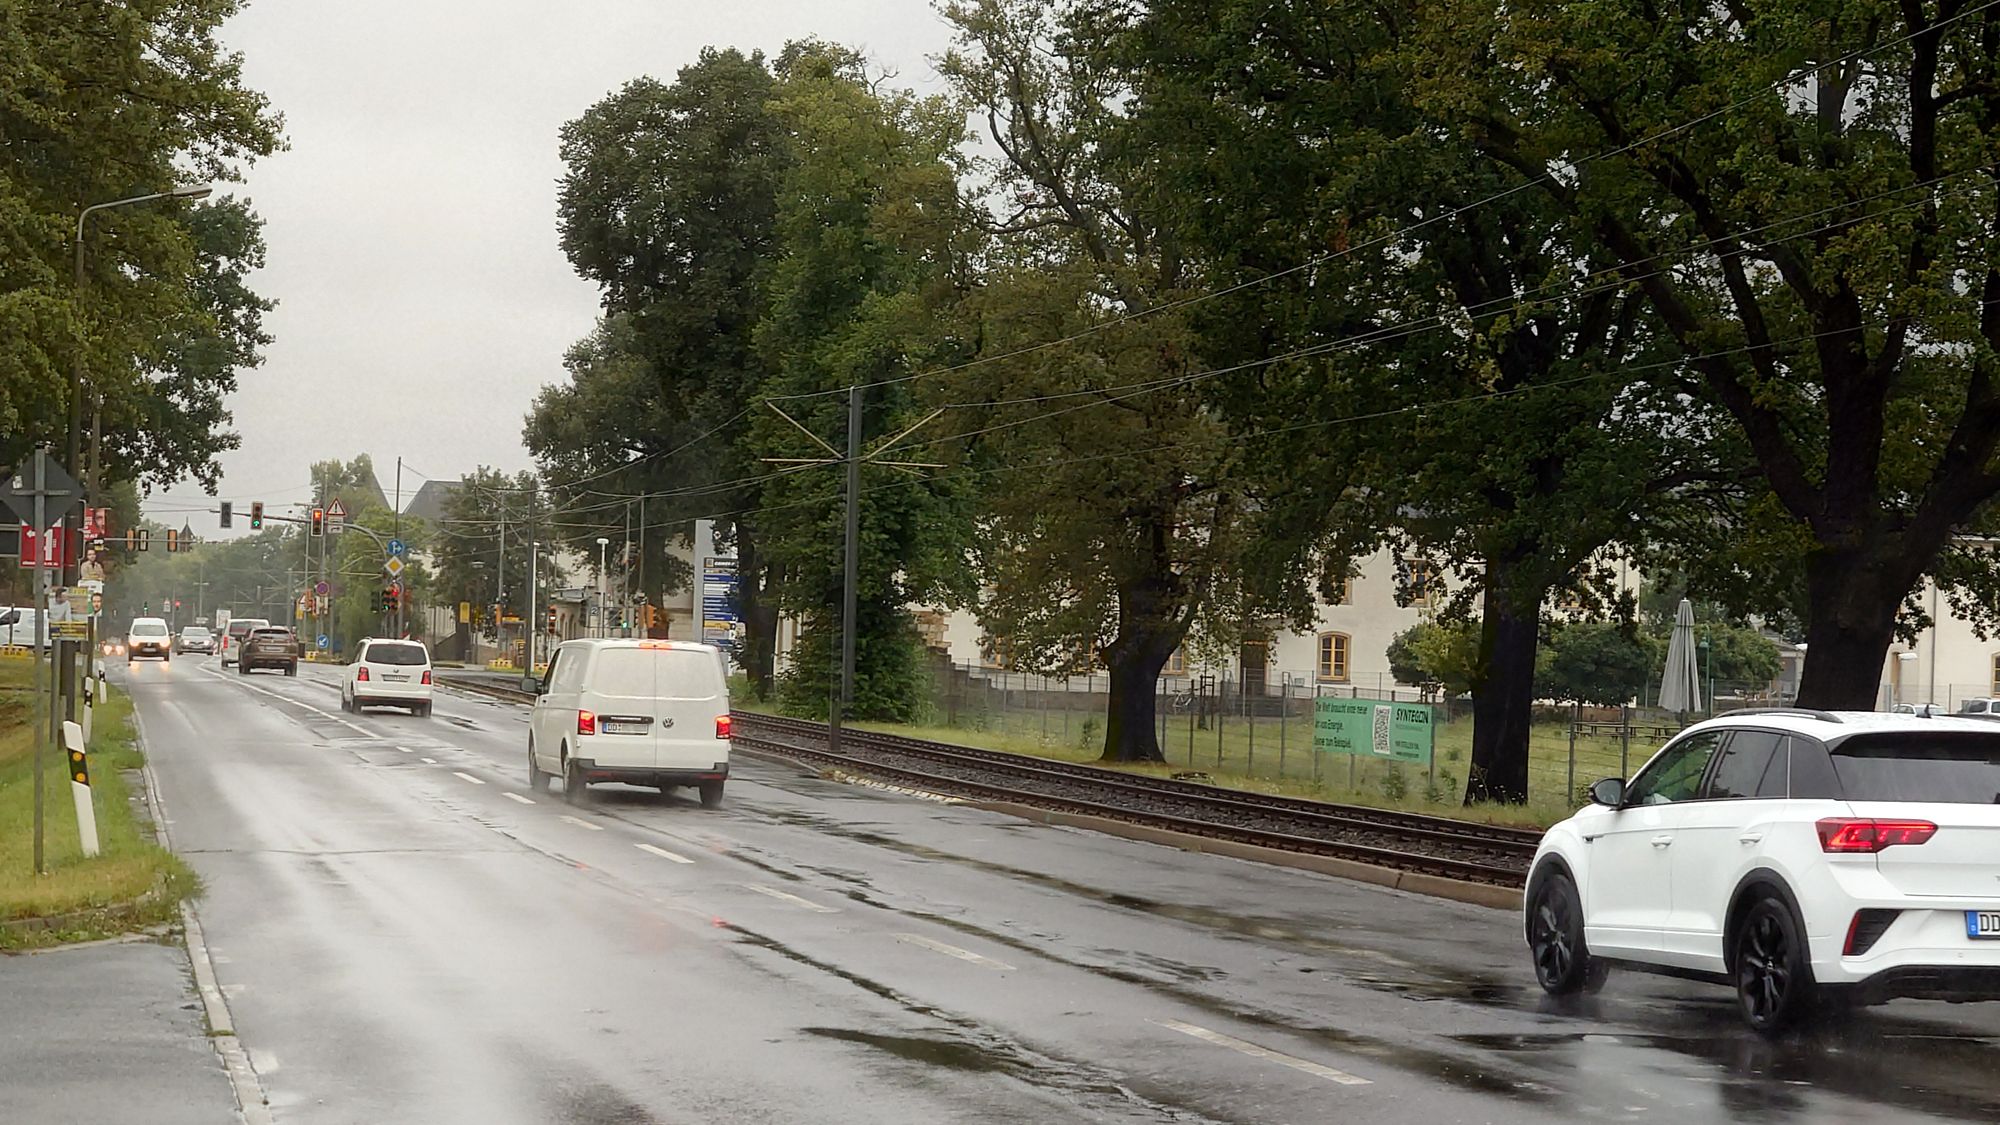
xmin=0 ymin=657 xmax=195 ymax=949
xmin=729 ymin=679 xmax=1676 ymax=830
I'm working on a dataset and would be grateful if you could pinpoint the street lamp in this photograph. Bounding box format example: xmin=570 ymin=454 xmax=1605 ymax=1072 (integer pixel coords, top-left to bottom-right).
xmin=69 ymin=185 xmax=214 ymax=583
xmin=596 ymin=538 xmax=610 ymax=638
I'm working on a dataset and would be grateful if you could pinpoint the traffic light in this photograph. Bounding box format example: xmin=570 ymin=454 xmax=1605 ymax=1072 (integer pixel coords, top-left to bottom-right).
xmin=546 ymin=605 xmax=557 ymax=634
xmin=370 ymin=590 xmax=382 ymax=613
xmin=310 ymin=507 xmax=325 ymax=537
xmin=136 ymin=528 xmax=150 ymax=552
xmin=220 ymin=501 xmax=233 ymax=529
xmin=174 ymin=600 xmax=182 ymax=611
xmin=165 ymin=528 xmax=178 ymax=552
xmin=249 ymin=501 xmax=263 ymax=530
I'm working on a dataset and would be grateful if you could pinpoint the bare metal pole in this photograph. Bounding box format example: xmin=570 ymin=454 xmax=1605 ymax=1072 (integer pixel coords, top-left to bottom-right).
xmin=833 ymin=385 xmax=862 ymax=755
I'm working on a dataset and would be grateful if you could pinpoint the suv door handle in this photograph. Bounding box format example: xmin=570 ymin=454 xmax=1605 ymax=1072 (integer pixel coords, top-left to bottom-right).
xmin=1739 ymin=833 xmax=1764 ymax=845
xmin=1650 ymin=835 xmax=1674 ymax=848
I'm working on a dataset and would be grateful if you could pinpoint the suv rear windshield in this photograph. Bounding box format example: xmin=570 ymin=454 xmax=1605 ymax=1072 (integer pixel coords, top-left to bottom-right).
xmin=589 ymin=648 xmax=723 ymax=700
xmin=1831 ymin=732 xmax=2000 ymax=803
xmin=250 ymin=628 xmax=291 ymax=640
xmin=363 ymin=642 xmax=427 ymax=666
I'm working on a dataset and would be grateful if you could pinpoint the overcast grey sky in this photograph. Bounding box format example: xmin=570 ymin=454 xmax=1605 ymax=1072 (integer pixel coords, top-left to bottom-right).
xmin=146 ymin=0 xmax=957 ymax=532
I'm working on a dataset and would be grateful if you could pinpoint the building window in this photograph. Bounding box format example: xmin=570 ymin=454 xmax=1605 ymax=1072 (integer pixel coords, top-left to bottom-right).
xmin=1317 ymin=632 xmax=1351 ymax=683
xmin=1164 ymin=647 xmax=1188 ymax=676
xmin=982 ymin=634 xmax=1014 ymax=670
xmin=1330 ymin=573 xmax=1353 ymax=605
xmin=1399 ymin=557 xmax=1437 ymax=607
xmin=1991 ymin=653 xmax=2000 ymax=695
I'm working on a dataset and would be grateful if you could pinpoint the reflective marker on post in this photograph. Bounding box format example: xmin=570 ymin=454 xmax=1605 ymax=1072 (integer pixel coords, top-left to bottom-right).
xmin=63 ymin=720 xmax=98 ymax=858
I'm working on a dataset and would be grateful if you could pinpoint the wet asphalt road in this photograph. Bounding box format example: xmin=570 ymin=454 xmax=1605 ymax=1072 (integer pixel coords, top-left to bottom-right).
xmin=120 ymin=655 xmax=2000 ymax=1124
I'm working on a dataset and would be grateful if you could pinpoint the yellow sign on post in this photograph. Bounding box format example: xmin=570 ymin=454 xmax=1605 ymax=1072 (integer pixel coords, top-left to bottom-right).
xmin=458 ymin=601 xmax=471 ymax=624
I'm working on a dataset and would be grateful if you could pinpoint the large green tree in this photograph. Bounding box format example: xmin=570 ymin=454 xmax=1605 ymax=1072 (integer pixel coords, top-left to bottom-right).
xmin=532 ymin=48 xmax=790 ymax=693
xmin=1100 ymin=0 xmax=1730 ymax=799
xmin=426 ymin=468 xmax=548 ymax=658
xmin=748 ymin=43 xmax=979 ymax=720
xmin=0 ymin=0 xmax=282 ymax=491
xmin=1416 ymin=0 xmax=2000 ymax=707
xmin=937 ymin=0 xmax=1255 ymax=762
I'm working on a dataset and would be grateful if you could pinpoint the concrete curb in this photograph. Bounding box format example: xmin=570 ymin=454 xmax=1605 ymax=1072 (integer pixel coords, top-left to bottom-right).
xmin=134 ymin=706 xmax=275 ymax=1125
xmin=0 ymin=876 xmax=173 ymax=944
xmin=968 ymin=800 xmax=1524 ymax=912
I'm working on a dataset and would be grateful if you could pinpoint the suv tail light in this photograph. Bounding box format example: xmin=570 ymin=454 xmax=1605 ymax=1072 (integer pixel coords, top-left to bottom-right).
xmin=421 ymin=669 xmax=431 ymax=685
xmin=356 ymin=667 xmax=370 ymax=681
xmin=1816 ymin=817 xmax=1937 ymax=853
xmin=716 ymin=714 xmax=732 ymax=739
xmin=577 ymin=710 xmax=597 ymax=736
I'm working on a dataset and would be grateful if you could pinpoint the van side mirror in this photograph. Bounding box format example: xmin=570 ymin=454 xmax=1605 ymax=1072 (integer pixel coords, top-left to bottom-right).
xmin=520 ymin=673 xmax=541 ymax=696
xmin=1589 ymin=778 xmax=1626 ymax=807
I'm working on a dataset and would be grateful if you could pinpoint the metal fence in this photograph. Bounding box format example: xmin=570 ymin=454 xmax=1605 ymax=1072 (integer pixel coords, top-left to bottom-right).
xmin=921 ymin=661 xmax=1806 ymax=807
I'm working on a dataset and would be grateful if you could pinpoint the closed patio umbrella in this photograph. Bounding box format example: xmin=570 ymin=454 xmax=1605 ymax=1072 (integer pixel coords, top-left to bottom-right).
xmin=1658 ymin=597 xmax=1701 ymax=714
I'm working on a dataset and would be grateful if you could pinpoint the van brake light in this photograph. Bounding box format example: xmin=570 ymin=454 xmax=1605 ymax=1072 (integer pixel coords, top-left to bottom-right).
xmin=577 ymin=710 xmax=597 ymax=736
xmin=716 ymin=714 xmax=731 ymax=739
xmin=1816 ymin=818 xmax=1937 ymax=853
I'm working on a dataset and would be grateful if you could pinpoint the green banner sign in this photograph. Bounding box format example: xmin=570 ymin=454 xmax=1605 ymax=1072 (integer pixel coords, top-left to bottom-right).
xmin=1312 ymin=697 xmax=1435 ymax=763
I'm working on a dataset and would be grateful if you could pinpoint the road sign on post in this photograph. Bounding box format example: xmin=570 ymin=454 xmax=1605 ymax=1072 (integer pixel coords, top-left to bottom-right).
xmin=326 ymin=498 xmax=346 ymax=535
xmin=0 ymin=450 xmax=81 ymax=530
xmin=384 ymin=555 xmax=406 ymax=579
xmin=387 ymin=537 xmax=407 ymax=557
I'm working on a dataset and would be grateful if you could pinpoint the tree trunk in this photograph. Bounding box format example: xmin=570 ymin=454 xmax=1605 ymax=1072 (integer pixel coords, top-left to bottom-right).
xmin=734 ymin=530 xmax=780 ymax=698
xmin=1465 ymin=567 xmax=1539 ymax=806
xmin=1099 ymin=577 xmax=1181 ymax=764
xmin=1795 ymin=552 xmax=1904 ymax=710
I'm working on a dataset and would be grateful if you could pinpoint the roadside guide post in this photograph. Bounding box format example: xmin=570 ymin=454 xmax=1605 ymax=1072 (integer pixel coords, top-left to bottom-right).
xmin=64 ymin=720 xmax=99 ymax=858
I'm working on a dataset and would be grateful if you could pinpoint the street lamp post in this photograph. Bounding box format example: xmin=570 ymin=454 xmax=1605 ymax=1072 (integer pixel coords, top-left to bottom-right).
xmin=528 ymin=540 xmax=540 ymax=671
xmin=68 ymin=185 xmax=212 ymax=581
xmin=596 ymin=538 xmax=610 ymax=638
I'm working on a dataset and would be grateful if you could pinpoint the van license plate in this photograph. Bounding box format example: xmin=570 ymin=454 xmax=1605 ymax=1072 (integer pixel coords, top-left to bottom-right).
xmin=1967 ymin=911 xmax=2000 ymax=938
xmin=604 ymin=720 xmax=649 ymax=735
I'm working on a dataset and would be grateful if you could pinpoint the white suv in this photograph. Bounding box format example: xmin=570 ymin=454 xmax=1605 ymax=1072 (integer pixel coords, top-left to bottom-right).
xmin=1527 ymin=709 xmax=2000 ymax=1032
xmin=527 ymin=639 xmax=731 ymax=807
xmin=340 ymin=638 xmax=433 ymax=715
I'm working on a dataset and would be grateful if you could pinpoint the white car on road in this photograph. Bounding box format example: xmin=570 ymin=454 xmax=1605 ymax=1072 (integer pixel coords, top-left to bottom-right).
xmin=127 ymin=617 xmax=172 ymax=662
xmin=526 ymin=639 xmax=731 ymax=807
xmin=340 ymin=638 xmax=433 ymax=716
xmin=1527 ymin=708 xmax=2000 ymax=1032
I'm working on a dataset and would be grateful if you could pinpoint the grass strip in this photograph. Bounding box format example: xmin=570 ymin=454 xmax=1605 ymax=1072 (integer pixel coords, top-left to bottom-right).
xmin=0 ymin=659 xmax=196 ymax=951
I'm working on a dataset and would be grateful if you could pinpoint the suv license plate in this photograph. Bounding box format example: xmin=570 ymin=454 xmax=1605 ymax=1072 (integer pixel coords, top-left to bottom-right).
xmin=1967 ymin=911 xmax=2000 ymax=939
xmin=604 ymin=720 xmax=649 ymax=735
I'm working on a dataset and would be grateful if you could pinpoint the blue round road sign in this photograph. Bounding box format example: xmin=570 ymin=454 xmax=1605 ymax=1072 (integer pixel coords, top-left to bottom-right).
xmin=387 ymin=538 xmax=407 ymax=557
xmin=315 ymin=634 xmax=330 ymax=650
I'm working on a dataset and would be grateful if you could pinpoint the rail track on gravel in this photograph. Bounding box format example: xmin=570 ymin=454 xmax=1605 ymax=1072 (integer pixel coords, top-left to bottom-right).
xmin=433 ymin=673 xmax=1537 ymax=887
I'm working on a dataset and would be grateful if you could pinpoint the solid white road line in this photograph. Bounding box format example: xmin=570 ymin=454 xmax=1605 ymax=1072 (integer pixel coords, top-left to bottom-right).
xmin=502 ymin=792 xmax=535 ymax=805
xmin=894 ymin=933 xmax=1014 ymax=970
xmin=452 ymin=771 xmax=485 ymax=785
xmin=744 ymin=884 xmax=840 ymax=912
xmin=559 ymin=815 xmax=604 ymax=831
xmin=1151 ymin=1019 xmax=1370 ymax=1086
xmin=635 ymin=843 xmax=695 ymax=864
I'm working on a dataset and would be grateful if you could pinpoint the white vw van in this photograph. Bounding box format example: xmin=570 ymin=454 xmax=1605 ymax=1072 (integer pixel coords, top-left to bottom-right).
xmin=526 ymin=639 xmax=732 ymax=807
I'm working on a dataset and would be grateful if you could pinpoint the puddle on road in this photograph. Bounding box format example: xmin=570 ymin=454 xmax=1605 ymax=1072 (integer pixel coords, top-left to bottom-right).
xmin=803 ymin=1026 xmax=1017 ymax=1074
xmin=1453 ymin=1022 xmax=2000 ymax=1122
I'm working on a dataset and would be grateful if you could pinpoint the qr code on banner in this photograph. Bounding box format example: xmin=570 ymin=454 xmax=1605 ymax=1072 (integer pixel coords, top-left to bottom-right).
xmin=1372 ymin=705 xmax=1392 ymax=756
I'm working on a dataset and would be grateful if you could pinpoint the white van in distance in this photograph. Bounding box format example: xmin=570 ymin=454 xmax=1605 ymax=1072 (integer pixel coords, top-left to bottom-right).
xmin=526 ymin=639 xmax=732 ymax=807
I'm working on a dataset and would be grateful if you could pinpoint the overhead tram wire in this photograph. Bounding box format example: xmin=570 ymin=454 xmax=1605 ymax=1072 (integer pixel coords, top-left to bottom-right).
xmin=491 ymin=170 xmax=2000 ymax=524
xmin=751 ymin=0 xmax=2000 ymax=406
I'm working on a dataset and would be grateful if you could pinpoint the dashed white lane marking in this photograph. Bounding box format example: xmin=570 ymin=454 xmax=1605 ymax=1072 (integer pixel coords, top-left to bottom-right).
xmin=502 ymin=792 xmax=535 ymax=805
xmin=452 ymin=771 xmax=485 ymax=785
xmin=745 ymin=883 xmax=839 ymax=913
xmin=395 ymin=746 xmax=413 ymax=753
xmin=894 ymin=934 xmax=1014 ymax=970
xmin=1151 ymin=1020 xmax=1370 ymax=1086
xmin=558 ymin=815 xmax=603 ymax=831
xmin=420 ymin=757 xmax=438 ymax=765
xmin=635 ymin=843 xmax=694 ymax=864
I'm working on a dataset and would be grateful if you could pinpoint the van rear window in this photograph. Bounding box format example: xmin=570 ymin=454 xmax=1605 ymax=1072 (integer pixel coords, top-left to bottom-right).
xmin=589 ymin=648 xmax=723 ymax=700
xmin=1831 ymin=732 xmax=2000 ymax=803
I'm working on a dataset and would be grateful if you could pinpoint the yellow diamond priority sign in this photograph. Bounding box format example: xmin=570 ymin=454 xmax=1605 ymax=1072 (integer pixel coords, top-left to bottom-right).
xmin=384 ymin=555 xmax=406 ymax=578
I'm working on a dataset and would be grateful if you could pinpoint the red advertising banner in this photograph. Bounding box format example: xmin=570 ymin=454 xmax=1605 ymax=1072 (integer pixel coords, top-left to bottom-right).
xmin=19 ymin=522 xmax=77 ymax=570
xmin=84 ymin=506 xmax=108 ymax=540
